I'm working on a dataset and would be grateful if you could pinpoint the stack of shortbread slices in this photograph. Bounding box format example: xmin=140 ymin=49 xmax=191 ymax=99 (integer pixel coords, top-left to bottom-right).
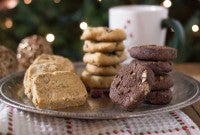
xmin=24 ymin=54 xmax=88 ymax=109
xmin=80 ymin=27 xmax=127 ymax=97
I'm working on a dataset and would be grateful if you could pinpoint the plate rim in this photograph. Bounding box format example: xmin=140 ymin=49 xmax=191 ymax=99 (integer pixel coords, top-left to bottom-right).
xmin=0 ymin=71 xmax=200 ymax=119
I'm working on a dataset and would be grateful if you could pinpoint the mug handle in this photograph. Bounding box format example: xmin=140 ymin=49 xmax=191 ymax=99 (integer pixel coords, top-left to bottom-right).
xmin=161 ymin=19 xmax=185 ymax=49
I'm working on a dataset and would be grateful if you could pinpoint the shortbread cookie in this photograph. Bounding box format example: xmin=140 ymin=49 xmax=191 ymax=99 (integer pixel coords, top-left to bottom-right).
xmin=83 ymin=40 xmax=125 ymax=53
xmin=81 ymin=70 xmax=114 ymax=88
xmin=24 ymin=62 xmax=71 ymax=99
xmin=152 ymin=75 xmax=174 ymax=90
xmin=145 ymin=90 xmax=172 ymax=105
xmin=83 ymin=51 xmax=127 ymax=66
xmin=80 ymin=27 xmax=126 ymax=42
xmin=129 ymin=45 xmax=177 ymax=61
xmin=32 ymin=71 xmax=88 ymax=109
xmin=86 ymin=64 xmax=121 ymax=76
xmin=110 ymin=63 xmax=155 ymax=111
xmin=132 ymin=60 xmax=172 ymax=75
xmin=33 ymin=54 xmax=75 ymax=72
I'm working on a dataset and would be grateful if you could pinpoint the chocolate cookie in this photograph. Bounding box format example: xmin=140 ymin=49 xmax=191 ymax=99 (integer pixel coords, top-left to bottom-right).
xmin=86 ymin=64 xmax=121 ymax=76
xmin=109 ymin=63 xmax=155 ymax=111
xmin=132 ymin=60 xmax=173 ymax=75
xmin=83 ymin=51 xmax=127 ymax=66
xmin=80 ymin=27 xmax=126 ymax=42
xmin=83 ymin=40 xmax=125 ymax=53
xmin=129 ymin=45 xmax=177 ymax=61
xmin=145 ymin=90 xmax=172 ymax=105
xmin=152 ymin=75 xmax=174 ymax=90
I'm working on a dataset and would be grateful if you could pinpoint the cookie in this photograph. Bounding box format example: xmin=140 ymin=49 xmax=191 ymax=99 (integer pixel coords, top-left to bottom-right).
xmin=145 ymin=90 xmax=172 ymax=105
xmin=132 ymin=60 xmax=173 ymax=75
xmin=24 ymin=62 xmax=72 ymax=99
xmin=83 ymin=51 xmax=127 ymax=66
xmin=0 ymin=63 xmax=8 ymax=78
xmin=109 ymin=63 xmax=155 ymax=111
xmin=17 ymin=35 xmax=53 ymax=69
xmin=33 ymin=54 xmax=75 ymax=72
xmin=32 ymin=71 xmax=88 ymax=109
xmin=152 ymin=75 xmax=174 ymax=90
xmin=129 ymin=45 xmax=177 ymax=61
xmin=80 ymin=27 xmax=126 ymax=42
xmin=0 ymin=46 xmax=18 ymax=74
xmin=83 ymin=40 xmax=125 ymax=53
xmin=86 ymin=64 xmax=121 ymax=76
xmin=81 ymin=70 xmax=114 ymax=89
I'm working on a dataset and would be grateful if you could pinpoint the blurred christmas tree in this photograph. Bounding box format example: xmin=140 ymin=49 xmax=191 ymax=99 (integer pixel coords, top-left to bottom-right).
xmin=0 ymin=0 xmax=199 ymax=62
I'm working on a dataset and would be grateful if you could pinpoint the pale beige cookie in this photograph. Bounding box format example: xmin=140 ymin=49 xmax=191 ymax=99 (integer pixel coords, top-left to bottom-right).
xmin=83 ymin=51 xmax=127 ymax=66
xmin=83 ymin=40 xmax=125 ymax=53
xmin=33 ymin=54 xmax=75 ymax=72
xmin=86 ymin=64 xmax=121 ymax=76
xmin=24 ymin=62 xmax=72 ymax=99
xmin=80 ymin=27 xmax=126 ymax=42
xmin=81 ymin=70 xmax=114 ymax=88
xmin=32 ymin=71 xmax=88 ymax=109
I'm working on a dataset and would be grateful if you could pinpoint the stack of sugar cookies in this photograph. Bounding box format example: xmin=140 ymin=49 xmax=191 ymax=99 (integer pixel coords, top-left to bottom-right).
xmin=24 ymin=54 xmax=88 ymax=109
xmin=80 ymin=27 xmax=127 ymax=96
xmin=129 ymin=45 xmax=177 ymax=105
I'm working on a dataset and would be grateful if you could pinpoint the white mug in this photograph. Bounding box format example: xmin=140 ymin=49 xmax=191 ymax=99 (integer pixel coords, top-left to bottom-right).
xmin=109 ymin=5 xmax=184 ymax=63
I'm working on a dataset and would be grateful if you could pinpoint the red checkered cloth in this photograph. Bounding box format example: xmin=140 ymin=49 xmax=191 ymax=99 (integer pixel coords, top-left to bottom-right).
xmin=0 ymin=103 xmax=199 ymax=135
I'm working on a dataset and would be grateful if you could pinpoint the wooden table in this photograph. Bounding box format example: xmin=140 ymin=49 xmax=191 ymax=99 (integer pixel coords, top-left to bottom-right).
xmin=174 ymin=63 xmax=200 ymax=127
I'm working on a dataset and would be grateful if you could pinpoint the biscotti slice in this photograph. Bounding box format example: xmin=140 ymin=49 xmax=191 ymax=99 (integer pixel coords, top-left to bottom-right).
xmin=24 ymin=62 xmax=72 ymax=99
xmin=32 ymin=71 xmax=88 ymax=109
xmin=110 ymin=63 xmax=155 ymax=111
xmin=33 ymin=54 xmax=75 ymax=72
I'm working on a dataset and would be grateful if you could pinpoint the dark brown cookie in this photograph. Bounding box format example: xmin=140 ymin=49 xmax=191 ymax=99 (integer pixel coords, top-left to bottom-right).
xmin=129 ymin=45 xmax=177 ymax=61
xmin=145 ymin=90 xmax=172 ymax=105
xmin=109 ymin=63 xmax=155 ymax=111
xmin=152 ymin=75 xmax=174 ymax=90
xmin=132 ymin=60 xmax=173 ymax=75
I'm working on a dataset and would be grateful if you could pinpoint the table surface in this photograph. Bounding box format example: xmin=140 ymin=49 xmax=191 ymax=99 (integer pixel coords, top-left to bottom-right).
xmin=174 ymin=63 xmax=200 ymax=127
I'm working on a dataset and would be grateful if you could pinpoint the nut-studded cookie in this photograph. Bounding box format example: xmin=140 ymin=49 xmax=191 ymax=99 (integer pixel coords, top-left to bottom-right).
xmin=33 ymin=54 xmax=75 ymax=72
xmin=83 ymin=40 xmax=125 ymax=53
xmin=86 ymin=64 xmax=121 ymax=76
xmin=145 ymin=90 xmax=172 ymax=105
xmin=81 ymin=70 xmax=114 ymax=89
xmin=152 ymin=75 xmax=174 ymax=90
xmin=24 ymin=62 xmax=72 ymax=99
xmin=132 ymin=60 xmax=173 ymax=75
xmin=129 ymin=45 xmax=177 ymax=61
xmin=83 ymin=51 xmax=127 ymax=66
xmin=81 ymin=27 xmax=126 ymax=42
xmin=109 ymin=63 xmax=155 ymax=111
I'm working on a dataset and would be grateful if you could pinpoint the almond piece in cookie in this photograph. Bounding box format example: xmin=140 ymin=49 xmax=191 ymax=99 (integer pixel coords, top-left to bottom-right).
xmin=109 ymin=63 xmax=155 ymax=111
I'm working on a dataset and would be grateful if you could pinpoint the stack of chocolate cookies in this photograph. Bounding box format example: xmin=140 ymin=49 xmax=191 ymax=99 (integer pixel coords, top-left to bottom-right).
xmin=129 ymin=45 xmax=177 ymax=105
xmin=80 ymin=27 xmax=127 ymax=97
